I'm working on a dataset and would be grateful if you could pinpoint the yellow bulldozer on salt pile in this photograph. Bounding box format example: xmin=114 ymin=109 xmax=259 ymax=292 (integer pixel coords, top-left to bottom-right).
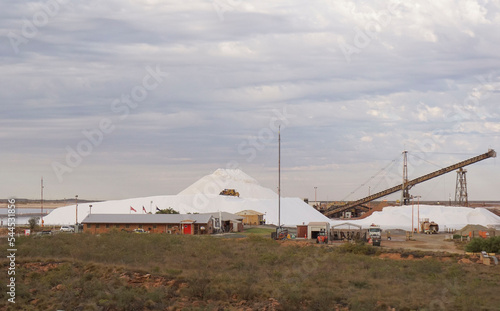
xmin=219 ymin=189 xmax=240 ymax=197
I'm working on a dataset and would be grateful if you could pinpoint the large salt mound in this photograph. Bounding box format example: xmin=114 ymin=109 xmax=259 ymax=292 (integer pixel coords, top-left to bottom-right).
xmin=177 ymin=168 xmax=277 ymax=199
xmin=43 ymin=169 xmax=330 ymax=226
xmin=334 ymin=205 xmax=500 ymax=232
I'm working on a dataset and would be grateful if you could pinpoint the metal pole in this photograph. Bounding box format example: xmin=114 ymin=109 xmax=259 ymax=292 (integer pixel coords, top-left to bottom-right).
xmin=278 ymin=125 xmax=281 ymax=229
xmin=41 ymin=177 xmax=44 ymax=228
xmin=415 ymin=195 xmax=421 ymax=233
xmin=368 ymin=186 xmax=371 ymax=210
xmin=401 ymin=150 xmax=408 ymax=206
xmin=411 ymin=196 xmax=414 ymax=233
xmin=75 ymin=195 xmax=78 ymax=226
xmin=314 ymin=187 xmax=317 ymax=207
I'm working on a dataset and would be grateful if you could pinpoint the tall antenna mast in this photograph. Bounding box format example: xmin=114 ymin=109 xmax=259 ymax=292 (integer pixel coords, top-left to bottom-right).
xmin=278 ymin=125 xmax=281 ymax=229
xmin=41 ymin=177 xmax=44 ymax=227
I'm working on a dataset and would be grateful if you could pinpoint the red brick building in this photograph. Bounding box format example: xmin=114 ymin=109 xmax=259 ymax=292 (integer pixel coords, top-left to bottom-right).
xmin=81 ymin=214 xmax=213 ymax=235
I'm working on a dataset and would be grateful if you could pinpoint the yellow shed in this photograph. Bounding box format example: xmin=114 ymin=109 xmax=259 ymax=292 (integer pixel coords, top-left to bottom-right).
xmin=236 ymin=210 xmax=264 ymax=225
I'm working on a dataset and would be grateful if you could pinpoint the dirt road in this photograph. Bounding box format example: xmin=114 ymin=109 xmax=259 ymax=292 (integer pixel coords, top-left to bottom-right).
xmin=380 ymin=231 xmax=463 ymax=254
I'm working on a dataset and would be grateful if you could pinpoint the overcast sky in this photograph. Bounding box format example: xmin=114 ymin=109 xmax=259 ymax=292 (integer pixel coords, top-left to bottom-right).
xmin=1 ymin=0 xmax=499 ymax=202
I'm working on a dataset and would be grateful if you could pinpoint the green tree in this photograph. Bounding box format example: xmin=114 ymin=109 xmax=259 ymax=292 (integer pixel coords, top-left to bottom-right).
xmin=156 ymin=207 xmax=179 ymax=214
xmin=28 ymin=217 xmax=40 ymax=231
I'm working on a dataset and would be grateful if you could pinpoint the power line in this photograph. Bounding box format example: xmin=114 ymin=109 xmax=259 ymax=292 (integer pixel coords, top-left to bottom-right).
xmin=409 ymin=153 xmax=443 ymax=169
xmin=341 ymin=154 xmax=401 ymax=201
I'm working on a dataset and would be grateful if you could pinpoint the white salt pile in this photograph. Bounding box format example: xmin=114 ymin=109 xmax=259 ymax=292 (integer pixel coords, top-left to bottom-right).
xmin=43 ymin=169 xmax=330 ymax=226
xmin=333 ymin=205 xmax=500 ymax=232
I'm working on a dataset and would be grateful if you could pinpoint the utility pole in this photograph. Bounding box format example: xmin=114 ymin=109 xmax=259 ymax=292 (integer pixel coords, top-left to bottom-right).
xmin=411 ymin=196 xmax=414 ymax=233
xmin=314 ymin=187 xmax=317 ymax=208
xmin=75 ymin=195 xmax=78 ymax=228
xmin=414 ymin=195 xmax=421 ymax=233
xmin=41 ymin=177 xmax=44 ymax=228
xmin=278 ymin=125 xmax=281 ymax=229
xmin=368 ymin=186 xmax=371 ymax=210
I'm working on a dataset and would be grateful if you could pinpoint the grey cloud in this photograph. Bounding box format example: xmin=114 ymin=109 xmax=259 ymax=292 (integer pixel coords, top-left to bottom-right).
xmin=1 ymin=0 xmax=499 ymax=200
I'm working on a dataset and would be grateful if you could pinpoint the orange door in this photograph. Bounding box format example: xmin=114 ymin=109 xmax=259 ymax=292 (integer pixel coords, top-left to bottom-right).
xmin=183 ymin=224 xmax=192 ymax=235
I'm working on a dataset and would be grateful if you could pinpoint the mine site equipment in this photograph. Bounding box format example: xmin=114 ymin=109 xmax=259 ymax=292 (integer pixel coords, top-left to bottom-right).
xmin=420 ymin=219 xmax=439 ymax=234
xmin=324 ymin=149 xmax=496 ymax=218
xmin=272 ymin=227 xmax=289 ymax=240
xmin=219 ymin=189 xmax=240 ymax=197
xmin=368 ymin=224 xmax=382 ymax=246
xmin=331 ymin=222 xmax=366 ymax=242
xmin=316 ymin=229 xmax=328 ymax=244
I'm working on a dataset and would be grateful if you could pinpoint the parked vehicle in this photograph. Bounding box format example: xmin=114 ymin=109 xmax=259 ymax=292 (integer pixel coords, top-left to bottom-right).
xmin=316 ymin=230 xmax=328 ymax=244
xmin=132 ymin=228 xmax=149 ymax=233
xmin=60 ymin=225 xmax=74 ymax=232
xmin=368 ymin=224 xmax=382 ymax=246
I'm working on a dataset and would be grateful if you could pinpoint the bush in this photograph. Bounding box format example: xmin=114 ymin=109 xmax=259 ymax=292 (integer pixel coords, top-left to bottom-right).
xmin=337 ymin=242 xmax=377 ymax=255
xmin=465 ymin=236 xmax=500 ymax=253
xmin=28 ymin=217 xmax=40 ymax=231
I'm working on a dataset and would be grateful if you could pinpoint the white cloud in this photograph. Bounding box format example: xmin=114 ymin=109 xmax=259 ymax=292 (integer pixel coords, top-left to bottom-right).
xmin=361 ymin=136 xmax=373 ymax=142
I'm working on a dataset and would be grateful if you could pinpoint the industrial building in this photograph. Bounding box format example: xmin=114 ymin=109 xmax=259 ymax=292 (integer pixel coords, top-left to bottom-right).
xmin=203 ymin=211 xmax=244 ymax=233
xmin=307 ymin=222 xmax=330 ymax=240
xmin=81 ymin=212 xmax=246 ymax=235
xmin=81 ymin=214 xmax=214 ymax=235
xmin=236 ymin=210 xmax=264 ymax=225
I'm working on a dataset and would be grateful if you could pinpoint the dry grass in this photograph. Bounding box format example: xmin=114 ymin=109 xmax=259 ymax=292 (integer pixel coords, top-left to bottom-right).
xmin=1 ymin=232 xmax=499 ymax=310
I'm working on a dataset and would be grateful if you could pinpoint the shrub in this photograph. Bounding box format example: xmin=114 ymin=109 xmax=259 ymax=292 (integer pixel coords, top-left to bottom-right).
xmin=338 ymin=242 xmax=377 ymax=255
xmin=28 ymin=217 xmax=40 ymax=231
xmin=465 ymin=236 xmax=500 ymax=253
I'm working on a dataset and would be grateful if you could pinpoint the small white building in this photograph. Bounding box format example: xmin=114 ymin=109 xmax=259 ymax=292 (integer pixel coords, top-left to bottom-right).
xmin=307 ymin=222 xmax=331 ymax=240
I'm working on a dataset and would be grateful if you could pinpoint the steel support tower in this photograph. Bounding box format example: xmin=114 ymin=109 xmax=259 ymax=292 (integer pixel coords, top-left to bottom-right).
xmin=455 ymin=168 xmax=468 ymax=206
xmin=401 ymin=150 xmax=410 ymax=205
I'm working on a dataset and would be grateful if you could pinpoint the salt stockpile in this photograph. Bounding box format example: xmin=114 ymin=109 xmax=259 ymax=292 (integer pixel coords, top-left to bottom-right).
xmin=177 ymin=169 xmax=277 ymax=199
xmin=43 ymin=169 xmax=331 ymax=226
xmin=333 ymin=205 xmax=500 ymax=232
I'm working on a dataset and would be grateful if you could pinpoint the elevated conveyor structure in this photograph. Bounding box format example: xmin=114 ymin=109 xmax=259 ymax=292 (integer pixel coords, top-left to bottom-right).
xmin=324 ymin=149 xmax=496 ymax=218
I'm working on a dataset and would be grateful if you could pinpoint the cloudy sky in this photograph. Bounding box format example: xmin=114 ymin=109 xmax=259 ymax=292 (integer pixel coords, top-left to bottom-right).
xmin=1 ymin=0 xmax=499 ymax=202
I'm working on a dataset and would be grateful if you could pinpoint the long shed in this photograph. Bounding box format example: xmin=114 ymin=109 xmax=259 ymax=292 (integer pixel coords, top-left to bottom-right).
xmin=81 ymin=214 xmax=213 ymax=235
